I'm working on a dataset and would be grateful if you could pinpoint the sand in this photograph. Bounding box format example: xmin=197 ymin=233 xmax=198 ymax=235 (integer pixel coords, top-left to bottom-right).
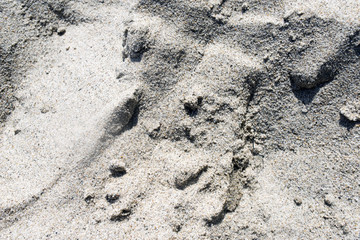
xmin=0 ymin=0 xmax=359 ymax=239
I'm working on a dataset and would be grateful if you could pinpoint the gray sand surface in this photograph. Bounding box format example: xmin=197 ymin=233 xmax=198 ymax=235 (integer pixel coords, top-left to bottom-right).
xmin=0 ymin=0 xmax=359 ymax=239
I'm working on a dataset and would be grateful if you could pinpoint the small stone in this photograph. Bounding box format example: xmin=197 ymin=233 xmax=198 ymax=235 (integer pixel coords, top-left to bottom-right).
xmin=301 ymin=107 xmax=308 ymax=114
xmin=105 ymin=89 xmax=139 ymax=135
xmin=105 ymin=193 xmax=120 ymax=203
xmin=109 ymin=160 xmax=126 ymax=177
xmin=289 ymin=32 xmax=297 ymax=42
xmin=182 ymin=93 xmax=203 ymax=116
xmin=172 ymin=224 xmax=182 ymax=233
xmin=324 ymin=194 xmax=336 ymax=207
xmin=294 ymin=197 xmax=302 ymax=206
xmin=51 ymin=26 xmax=58 ymax=33
xmin=242 ymin=2 xmax=249 ymax=12
xmin=289 ymin=58 xmax=337 ymax=90
xmin=263 ymin=55 xmax=269 ymax=63
xmin=57 ymin=27 xmax=66 ymax=36
xmin=84 ymin=190 xmax=95 ymax=204
xmin=84 ymin=195 xmax=95 ymax=204
xmin=110 ymin=208 xmax=131 ymax=222
xmin=41 ymin=107 xmax=50 ymax=114
xmin=340 ymin=100 xmax=360 ymax=122
xmin=144 ymin=121 xmax=161 ymax=138
xmin=14 ymin=129 xmax=21 ymax=135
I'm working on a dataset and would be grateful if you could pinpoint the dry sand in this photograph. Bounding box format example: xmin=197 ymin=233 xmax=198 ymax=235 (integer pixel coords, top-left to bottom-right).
xmin=0 ymin=0 xmax=359 ymax=239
